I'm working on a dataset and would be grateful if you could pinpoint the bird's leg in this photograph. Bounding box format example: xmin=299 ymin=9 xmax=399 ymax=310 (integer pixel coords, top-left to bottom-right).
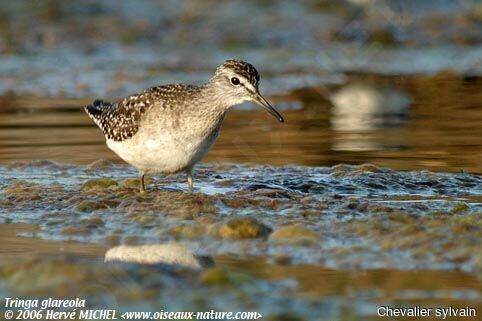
xmin=187 ymin=169 xmax=193 ymax=193
xmin=139 ymin=171 xmax=146 ymax=193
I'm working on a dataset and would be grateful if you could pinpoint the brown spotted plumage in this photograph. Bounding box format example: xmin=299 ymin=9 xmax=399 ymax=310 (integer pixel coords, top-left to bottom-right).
xmin=84 ymin=59 xmax=283 ymax=193
xmin=85 ymin=84 xmax=200 ymax=142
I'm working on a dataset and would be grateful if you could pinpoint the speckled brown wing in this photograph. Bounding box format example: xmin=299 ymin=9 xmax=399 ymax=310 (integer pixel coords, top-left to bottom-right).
xmin=85 ymin=84 xmax=200 ymax=142
xmin=84 ymin=95 xmax=151 ymax=142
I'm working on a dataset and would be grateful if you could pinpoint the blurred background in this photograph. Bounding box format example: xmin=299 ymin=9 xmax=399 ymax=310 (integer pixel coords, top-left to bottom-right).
xmin=0 ymin=0 xmax=481 ymax=172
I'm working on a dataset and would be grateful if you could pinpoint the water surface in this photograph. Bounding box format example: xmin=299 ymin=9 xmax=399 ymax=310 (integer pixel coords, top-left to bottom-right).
xmin=1 ymin=72 xmax=482 ymax=174
xmin=1 ymin=224 xmax=481 ymax=321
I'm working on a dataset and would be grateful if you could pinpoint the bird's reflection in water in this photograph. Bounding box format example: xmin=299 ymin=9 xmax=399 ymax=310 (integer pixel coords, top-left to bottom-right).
xmin=105 ymin=244 xmax=214 ymax=269
xmin=330 ymin=83 xmax=411 ymax=151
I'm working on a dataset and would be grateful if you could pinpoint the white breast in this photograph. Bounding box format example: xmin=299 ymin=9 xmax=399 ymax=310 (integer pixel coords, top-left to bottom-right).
xmin=106 ymin=115 xmax=223 ymax=174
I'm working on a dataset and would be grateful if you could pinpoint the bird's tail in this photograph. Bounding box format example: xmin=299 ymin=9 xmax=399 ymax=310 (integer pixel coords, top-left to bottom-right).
xmin=84 ymin=99 xmax=113 ymax=128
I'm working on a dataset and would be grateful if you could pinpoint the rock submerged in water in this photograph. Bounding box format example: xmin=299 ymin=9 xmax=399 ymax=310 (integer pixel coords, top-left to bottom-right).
xmin=169 ymin=224 xmax=206 ymax=239
xmin=76 ymin=200 xmax=108 ymax=212
xmin=268 ymin=224 xmax=320 ymax=246
xmin=81 ymin=178 xmax=118 ymax=192
xmin=120 ymin=178 xmax=139 ymax=189
xmin=217 ymin=217 xmax=271 ymax=239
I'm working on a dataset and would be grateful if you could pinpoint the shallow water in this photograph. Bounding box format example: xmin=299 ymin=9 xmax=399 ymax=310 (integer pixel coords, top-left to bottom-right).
xmin=1 ymin=72 xmax=482 ymax=174
xmin=1 ymin=160 xmax=481 ymax=268
xmin=0 ymin=160 xmax=481 ymax=320
xmin=1 ymin=224 xmax=481 ymax=321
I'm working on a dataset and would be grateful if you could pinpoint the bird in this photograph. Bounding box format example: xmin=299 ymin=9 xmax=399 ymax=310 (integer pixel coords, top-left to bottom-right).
xmin=84 ymin=59 xmax=284 ymax=193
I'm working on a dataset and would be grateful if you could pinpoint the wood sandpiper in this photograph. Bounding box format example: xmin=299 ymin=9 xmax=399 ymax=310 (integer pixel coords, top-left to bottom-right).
xmin=84 ymin=59 xmax=284 ymax=193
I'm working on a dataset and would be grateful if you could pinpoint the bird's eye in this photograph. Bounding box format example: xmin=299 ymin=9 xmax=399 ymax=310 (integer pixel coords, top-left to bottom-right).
xmin=230 ymin=77 xmax=240 ymax=86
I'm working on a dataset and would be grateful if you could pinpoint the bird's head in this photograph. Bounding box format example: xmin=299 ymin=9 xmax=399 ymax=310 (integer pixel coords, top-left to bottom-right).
xmin=210 ymin=59 xmax=284 ymax=123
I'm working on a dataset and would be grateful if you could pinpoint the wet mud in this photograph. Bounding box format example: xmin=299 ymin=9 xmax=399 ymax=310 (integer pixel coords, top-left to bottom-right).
xmin=0 ymin=159 xmax=481 ymax=321
xmin=1 ymin=160 xmax=480 ymax=273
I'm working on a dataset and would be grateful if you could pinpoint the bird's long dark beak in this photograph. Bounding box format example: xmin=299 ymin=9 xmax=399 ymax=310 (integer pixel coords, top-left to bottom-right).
xmin=252 ymin=92 xmax=284 ymax=123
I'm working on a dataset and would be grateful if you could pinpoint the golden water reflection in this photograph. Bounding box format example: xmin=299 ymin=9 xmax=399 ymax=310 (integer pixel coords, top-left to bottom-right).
xmin=1 ymin=224 xmax=480 ymax=321
xmin=0 ymin=73 xmax=481 ymax=174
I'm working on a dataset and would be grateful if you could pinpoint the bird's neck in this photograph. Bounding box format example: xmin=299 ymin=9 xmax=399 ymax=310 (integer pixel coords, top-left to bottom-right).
xmin=177 ymin=84 xmax=227 ymax=130
xmin=203 ymin=76 xmax=243 ymax=111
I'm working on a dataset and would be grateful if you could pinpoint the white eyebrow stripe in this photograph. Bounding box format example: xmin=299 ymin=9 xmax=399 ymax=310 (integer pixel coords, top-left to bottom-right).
xmin=243 ymin=82 xmax=257 ymax=94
